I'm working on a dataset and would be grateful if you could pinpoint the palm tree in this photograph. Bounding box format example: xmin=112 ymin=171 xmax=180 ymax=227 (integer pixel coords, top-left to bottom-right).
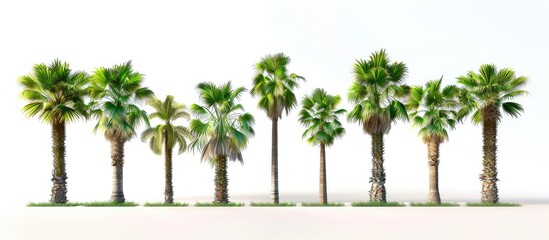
xmin=89 ymin=61 xmax=153 ymax=203
xmin=141 ymin=95 xmax=191 ymax=204
xmin=299 ymin=88 xmax=346 ymax=204
xmin=407 ymin=78 xmax=460 ymax=204
xmin=250 ymin=53 xmax=305 ymax=204
xmin=189 ymin=81 xmax=255 ymax=203
xmin=457 ymin=64 xmax=528 ymax=203
xmin=347 ymin=49 xmax=409 ymax=202
xmin=18 ymin=59 xmax=89 ymax=204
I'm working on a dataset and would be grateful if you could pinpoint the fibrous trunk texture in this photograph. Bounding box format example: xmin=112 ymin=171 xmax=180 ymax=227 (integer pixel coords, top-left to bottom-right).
xmin=50 ymin=120 xmax=68 ymax=204
xmin=271 ymin=118 xmax=279 ymax=204
xmin=164 ymin=136 xmax=174 ymax=204
xmin=481 ymin=107 xmax=499 ymax=203
xmin=110 ymin=139 xmax=125 ymax=203
xmin=369 ymin=132 xmax=387 ymax=202
xmin=214 ymin=155 xmax=229 ymax=204
xmin=319 ymin=143 xmax=327 ymax=204
xmin=427 ymin=140 xmax=441 ymax=204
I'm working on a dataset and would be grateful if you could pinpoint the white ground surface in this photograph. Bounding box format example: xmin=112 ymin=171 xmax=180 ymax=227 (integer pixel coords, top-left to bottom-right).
xmin=1 ymin=205 xmax=548 ymax=240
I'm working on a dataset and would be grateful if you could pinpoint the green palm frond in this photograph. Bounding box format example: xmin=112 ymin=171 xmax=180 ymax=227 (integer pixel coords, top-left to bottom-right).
xmin=299 ymin=88 xmax=346 ymax=147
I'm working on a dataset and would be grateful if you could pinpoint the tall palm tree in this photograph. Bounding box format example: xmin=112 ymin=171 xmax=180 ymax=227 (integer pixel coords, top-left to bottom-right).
xmin=299 ymin=88 xmax=346 ymax=204
xmin=457 ymin=64 xmax=528 ymax=203
xmin=189 ymin=81 xmax=255 ymax=203
xmin=250 ymin=53 xmax=305 ymax=204
xmin=347 ymin=49 xmax=409 ymax=202
xmin=141 ymin=95 xmax=191 ymax=204
xmin=18 ymin=59 xmax=89 ymax=204
xmin=89 ymin=61 xmax=153 ymax=203
xmin=407 ymin=78 xmax=460 ymax=204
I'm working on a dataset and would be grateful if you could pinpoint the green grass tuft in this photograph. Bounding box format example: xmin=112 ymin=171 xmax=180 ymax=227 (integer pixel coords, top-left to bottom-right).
xmin=351 ymin=201 xmax=404 ymax=207
xmin=466 ymin=202 xmax=521 ymax=207
xmin=194 ymin=202 xmax=244 ymax=207
xmin=410 ymin=202 xmax=460 ymax=207
xmin=143 ymin=202 xmax=189 ymax=207
xmin=249 ymin=202 xmax=296 ymax=207
xmin=80 ymin=201 xmax=138 ymax=207
xmin=301 ymin=202 xmax=345 ymax=207
xmin=27 ymin=202 xmax=80 ymax=207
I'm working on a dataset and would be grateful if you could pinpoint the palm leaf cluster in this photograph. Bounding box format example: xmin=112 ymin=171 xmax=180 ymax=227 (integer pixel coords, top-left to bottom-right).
xmin=299 ymin=88 xmax=346 ymax=146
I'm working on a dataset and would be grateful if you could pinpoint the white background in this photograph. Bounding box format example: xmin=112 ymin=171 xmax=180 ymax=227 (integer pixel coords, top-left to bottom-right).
xmin=1 ymin=0 xmax=547 ymax=206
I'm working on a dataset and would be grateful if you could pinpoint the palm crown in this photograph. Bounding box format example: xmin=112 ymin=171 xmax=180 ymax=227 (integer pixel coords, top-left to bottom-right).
xmin=408 ymin=78 xmax=460 ymax=144
xmin=347 ymin=49 xmax=409 ymax=134
xmin=250 ymin=53 xmax=305 ymax=120
xmin=89 ymin=61 xmax=154 ymax=142
xmin=299 ymin=88 xmax=346 ymax=146
xmin=457 ymin=64 xmax=528 ymax=123
xmin=189 ymin=81 xmax=255 ymax=163
xmin=141 ymin=95 xmax=191 ymax=155
xmin=19 ymin=59 xmax=89 ymax=123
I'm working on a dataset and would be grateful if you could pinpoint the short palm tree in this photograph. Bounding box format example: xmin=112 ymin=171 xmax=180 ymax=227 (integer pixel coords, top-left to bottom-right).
xmin=250 ymin=53 xmax=305 ymax=204
xmin=189 ymin=81 xmax=255 ymax=203
xmin=141 ymin=95 xmax=191 ymax=204
xmin=407 ymin=78 xmax=460 ymax=204
xmin=89 ymin=61 xmax=153 ymax=203
xmin=457 ymin=64 xmax=528 ymax=203
xmin=347 ymin=49 xmax=409 ymax=202
xmin=299 ymin=88 xmax=346 ymax=204
xmin=18 ymin=59 xmax=89 ymax=203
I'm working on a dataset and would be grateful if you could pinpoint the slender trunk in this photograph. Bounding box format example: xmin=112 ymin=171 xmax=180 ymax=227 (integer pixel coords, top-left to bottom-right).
xmin=427 ymin=140 xmax=441 ymax=204
xmin=164 ymin=136 xmax=174 ymax=204
xmin=214 ymin=155 xmax=229 ymax=203
xmin=369 ymin=132 xmax=386 ymax=202
xmin=319 ymin=143 xmax=327 ymax=204
xmin=481 ymin=110 xmax=499 ymax=203
xmin=271 ymin=118 xmax=279 ymax=204
xmin=110 ymin=139 xmax=125 ymax=203
xmin=50 ymin=120 xmax=68 ymax=204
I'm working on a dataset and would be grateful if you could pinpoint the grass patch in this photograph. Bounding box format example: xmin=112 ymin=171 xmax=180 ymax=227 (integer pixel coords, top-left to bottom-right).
xmin=27 ymin=202 xmax=81 ymax=207
xmin=301 ymin=202 xmax=345 ymax=207
xmin=249 ymin=202 xmax=296 ymax=207
xmin=466 ymin=202 xmax=521 ymax=207
xmin=351 ymin=201 xmax=404 ymax=207
xmin=194 ymin=202 xmax=244 ymax=207
xmin=80 ymin=201 xmax=138 ymax=207
xmin=143 ymin=202 xmax=189 ymax=207
xmin=410 ymin=202 xmax=460 ymax=207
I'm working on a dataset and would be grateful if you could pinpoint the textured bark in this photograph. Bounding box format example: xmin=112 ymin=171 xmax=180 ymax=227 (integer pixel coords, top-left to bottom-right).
xmin=164 ymin=136 xmax=174 ymax=204
xmin=110 ymin=139 xmax=125 ymax=203
xmin=427 ymin=140 xmax=441 ymax=204
xmin=50 ymin=120 xmax=68 ymax=204
xmin=319 ymin=143 xmax=328 ymax=204
xmin=481 ymin=106 xmax=499 ymax=203
xmin=369 ymin=132 xmax=387 ymax=202
xmin=271 ymin=118 xmax=279 ymax=204
xmin=214 ymin=155 xmax=229 ymax=203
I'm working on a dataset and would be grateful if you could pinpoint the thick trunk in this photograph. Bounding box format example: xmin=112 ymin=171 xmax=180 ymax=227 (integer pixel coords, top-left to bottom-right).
xmin=481 ymin=111 xmax=499 ymax=203
xmin=214 ymin=155 xmax=229 ymax=203
xmin=164 ymin=136 xmax=174 ymax=204
xmin=271 ymin=118 xmax=279 ymax=204
xmin=110 ymin=139 xmax=125 ymax=203
xmin=427 ymin=140 xmax=441 ymax=204
xmin=319 ymin=144 xmax=327 ymax=204
xmin=50 ymin=120 xmax=68 ymax=204
xmin=369 ymin=132 xmax=386 ymax=202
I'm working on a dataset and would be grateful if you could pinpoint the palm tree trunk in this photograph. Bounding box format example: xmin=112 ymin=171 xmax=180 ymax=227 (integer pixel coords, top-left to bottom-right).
xmin=370 ymin=132 xmax=386 ymax=202
xmin=164 ymin=137 xmax=174 ymax=204
xmin=481 ymin=111 xmax=499 ymax=203
xmin=214 ymin=155 xmax=229 ymax=204
xmin=427 ymin=140 xmax=441 ymax=204
xmin=319 ymin=143 xmax=327 ymax=204
xmin=110 ymin=139 xmax=125 ymax=203
xmin=271 ymin=118 xmax=279 ymax=204
xmin=50 ymin=120 xmax=68 ymax=204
